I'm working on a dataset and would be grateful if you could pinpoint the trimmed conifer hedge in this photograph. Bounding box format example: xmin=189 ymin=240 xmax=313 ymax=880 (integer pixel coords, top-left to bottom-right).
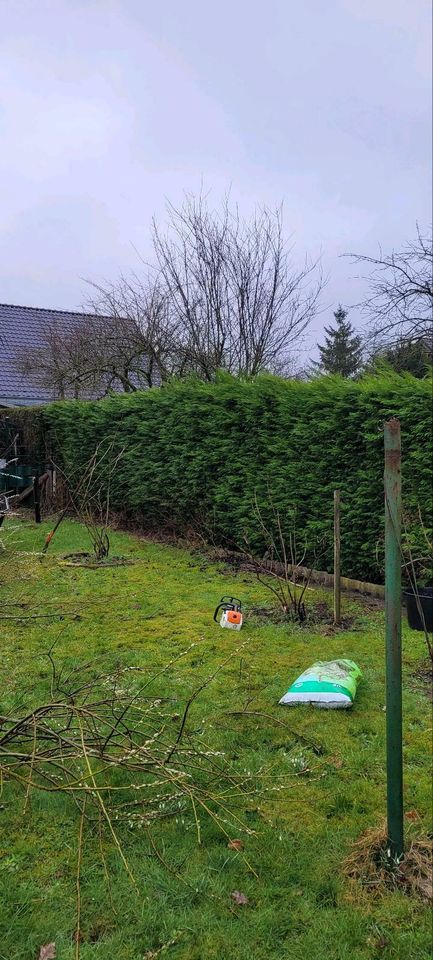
xmin=16 ymin=371 xmax=426 ymax=584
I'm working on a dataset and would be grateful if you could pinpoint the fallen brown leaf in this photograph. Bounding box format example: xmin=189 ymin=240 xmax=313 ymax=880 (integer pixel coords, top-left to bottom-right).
xmin=230 ymin=890 xmax=249 ymax=906
xmin=39 ymin=945 xmax=56 ymax=960
xmin=227 ymin=839 xmax=243 ymax=851
xmin=367 ymin=935 xmax=389 ymax=951
xmin=405 ymin=809 xmax=421 ymax=822
xmin=377 ymin=936 xmax=390 ymax=949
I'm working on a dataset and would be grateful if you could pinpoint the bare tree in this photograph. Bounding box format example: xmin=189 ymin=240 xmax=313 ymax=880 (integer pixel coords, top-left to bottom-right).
xmin=16 ymin=195 xmax=323 ymax=395
xmin=348 ymin=226 xmax=433 ymax=347
xmin=16 ymin=318 xmax=92 ymax=399
xmin=152 ymin=194 xmax=324 ymax=378
xmin=15 ymin=281 xmax=168 ymax=399
xmin=84 ymin=276 xmax=180 ymax=387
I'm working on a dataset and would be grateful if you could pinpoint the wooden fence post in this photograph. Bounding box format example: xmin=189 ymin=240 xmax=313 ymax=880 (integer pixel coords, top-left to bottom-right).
xmin=334 ymin=489 xmax=341 ymax=624
xmin=33 ymin=473 xmax=41 ymax=524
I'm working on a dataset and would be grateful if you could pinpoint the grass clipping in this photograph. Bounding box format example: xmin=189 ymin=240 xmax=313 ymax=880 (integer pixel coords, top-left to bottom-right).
xmin=344 ymin=825 xmax=433 ymax=902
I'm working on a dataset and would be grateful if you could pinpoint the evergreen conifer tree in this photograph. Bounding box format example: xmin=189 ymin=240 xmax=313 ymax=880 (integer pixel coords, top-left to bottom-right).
xmin=370 ymin=337 xmax=432 ymax=378
xmin=315 ymin=306 xmax=362 ymax=376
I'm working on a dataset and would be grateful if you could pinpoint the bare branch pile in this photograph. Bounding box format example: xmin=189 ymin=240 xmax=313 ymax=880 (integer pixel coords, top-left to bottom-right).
xmin=0 ymin=649 xmax=313 ymax=860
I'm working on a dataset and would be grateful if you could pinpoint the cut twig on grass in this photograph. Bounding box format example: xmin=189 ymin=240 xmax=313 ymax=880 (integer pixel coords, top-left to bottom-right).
xmin=97 ymin=810 xmax=118 ymax=917
xmin=75 ymin=798 xmax=86 ymax=960
xmin=220 ymin=709 xmax=324 ymax=756
xmin=143 ymin=933 xmax=184 ymax=959
xmin=164 ymin=641 xmax=248 ymax=764
xmin=0 ymin=613 xmax=80 ymax=621
xmin=0 ymin=649 xmax=313 ymax=901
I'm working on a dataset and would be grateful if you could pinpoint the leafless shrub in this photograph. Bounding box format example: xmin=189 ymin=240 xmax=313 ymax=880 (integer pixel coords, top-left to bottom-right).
xmin=49 ymin=443 xmax=124 ymax=562
xmin=243 ymin=496 xmax=315 ymax=623
xmin=74 ymin=446 xmax=122 ymax=561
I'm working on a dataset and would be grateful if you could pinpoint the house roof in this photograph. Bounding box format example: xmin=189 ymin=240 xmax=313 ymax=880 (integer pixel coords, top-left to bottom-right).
xmin=0 ymin=302 xmax=102 ymax=406
xmin=1 ymin=302 xmax=158 ymax=407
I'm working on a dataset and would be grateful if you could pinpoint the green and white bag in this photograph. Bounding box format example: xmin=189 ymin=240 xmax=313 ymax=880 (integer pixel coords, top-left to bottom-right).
xmin=279 ymin=659 xmax=362 ymax=709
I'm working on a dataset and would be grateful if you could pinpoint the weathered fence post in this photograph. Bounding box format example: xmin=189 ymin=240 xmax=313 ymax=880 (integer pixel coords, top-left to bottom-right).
xmin=33 ymin=473 xmax=41 ymax=524
xmin=384 ymin=418 xmax=404 ymax=863
xmin=334 ymin=489 xmax=341 ymax=624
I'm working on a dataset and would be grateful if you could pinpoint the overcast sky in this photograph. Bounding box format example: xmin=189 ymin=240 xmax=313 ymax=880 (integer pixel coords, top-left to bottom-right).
xmin=1 ymin=0 xmax=431 ymax=357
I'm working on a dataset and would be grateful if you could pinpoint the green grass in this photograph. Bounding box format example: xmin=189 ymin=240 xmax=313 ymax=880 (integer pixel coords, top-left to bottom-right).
xmin=0 ymin=517 xmax=431 ymax=960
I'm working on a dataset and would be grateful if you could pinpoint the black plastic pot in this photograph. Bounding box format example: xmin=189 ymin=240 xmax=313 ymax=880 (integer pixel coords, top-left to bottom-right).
xmin=403 ymin=587 xmax=433 ymax=633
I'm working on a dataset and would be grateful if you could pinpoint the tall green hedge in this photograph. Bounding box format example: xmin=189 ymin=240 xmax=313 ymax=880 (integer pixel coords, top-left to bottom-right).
xmin=28 ymin=371 xmax=431 ymax=584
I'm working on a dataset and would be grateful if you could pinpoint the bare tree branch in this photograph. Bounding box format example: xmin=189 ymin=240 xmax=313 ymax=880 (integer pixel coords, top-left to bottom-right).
xmin=347 ymin=225 xmax=433 ymax=348
xmin=152 ymin=194 xmax=324 ymax=378
xmin=16 ymin=195 xmax=324 ymax=394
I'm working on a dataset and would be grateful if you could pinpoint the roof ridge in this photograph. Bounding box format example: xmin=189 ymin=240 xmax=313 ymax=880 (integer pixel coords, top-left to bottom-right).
xmin=0 ymin=302 xmax=113 ymax=320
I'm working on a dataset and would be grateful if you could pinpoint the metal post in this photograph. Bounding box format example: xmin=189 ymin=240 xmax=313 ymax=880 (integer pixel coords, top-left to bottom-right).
xmin=384 ymin=418 xmax=404 ymax=862
xmin=334 ymin=489 xmax=341 ymax=624
xmin=33 ymin=473 xmax=41 ymax=524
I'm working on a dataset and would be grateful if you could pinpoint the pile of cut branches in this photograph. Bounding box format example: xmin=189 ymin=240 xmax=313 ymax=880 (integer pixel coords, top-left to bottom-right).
xmin=0 ymin=644 xmax=313 ymax=879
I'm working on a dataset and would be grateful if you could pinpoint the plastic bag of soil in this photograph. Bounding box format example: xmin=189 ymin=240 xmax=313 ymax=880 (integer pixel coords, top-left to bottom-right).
xmin=279 ymin=659 xmax=362 ymax=709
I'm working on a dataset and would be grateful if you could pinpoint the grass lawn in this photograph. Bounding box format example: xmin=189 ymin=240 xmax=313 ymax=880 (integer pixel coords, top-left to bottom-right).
xmin=0 ymin=517 xmax=431 ymax=960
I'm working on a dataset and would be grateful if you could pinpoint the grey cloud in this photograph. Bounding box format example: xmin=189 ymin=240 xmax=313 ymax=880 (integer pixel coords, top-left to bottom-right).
xmin=0 ymin=0 xmax=431 ymax=357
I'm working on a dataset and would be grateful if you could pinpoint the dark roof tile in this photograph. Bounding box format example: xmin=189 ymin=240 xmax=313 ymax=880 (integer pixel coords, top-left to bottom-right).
xmin=0 ymin=303 xmax=105 ymax=405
